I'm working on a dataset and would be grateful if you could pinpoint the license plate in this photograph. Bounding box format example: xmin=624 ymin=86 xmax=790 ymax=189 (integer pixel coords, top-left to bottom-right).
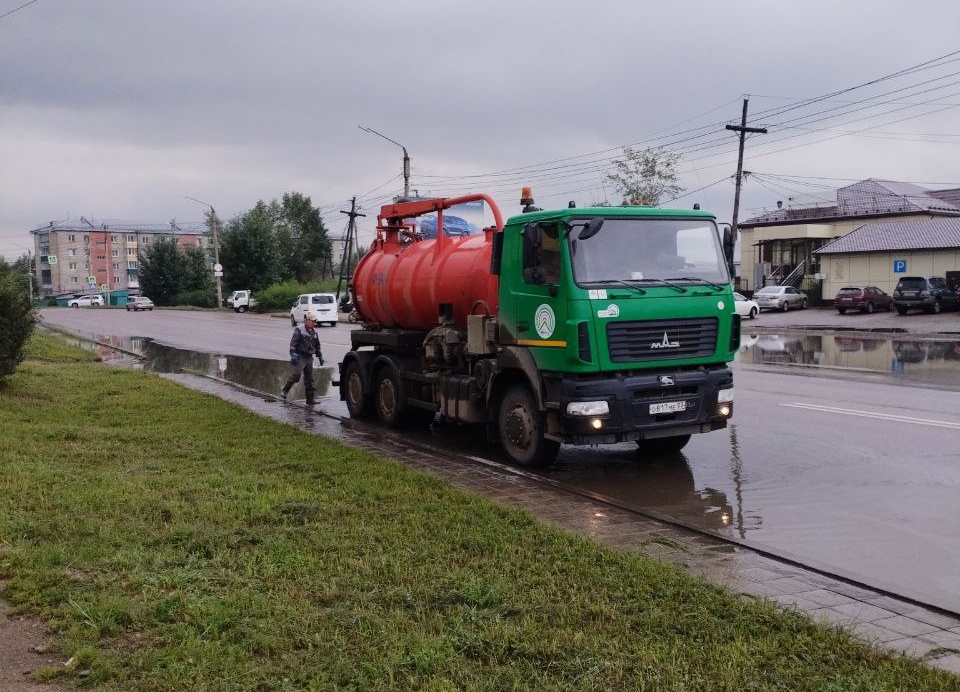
xmin=650 ymin=401 xmax=686 ymax=414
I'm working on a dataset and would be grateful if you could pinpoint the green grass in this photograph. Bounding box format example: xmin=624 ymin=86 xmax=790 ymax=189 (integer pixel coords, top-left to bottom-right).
xmin=0 ymin=332 xmax=957 ymax=691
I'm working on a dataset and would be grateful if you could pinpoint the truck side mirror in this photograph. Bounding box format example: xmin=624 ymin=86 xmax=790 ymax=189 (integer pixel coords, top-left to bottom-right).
xmin=577 ymin=217 xmax=605 ymax=240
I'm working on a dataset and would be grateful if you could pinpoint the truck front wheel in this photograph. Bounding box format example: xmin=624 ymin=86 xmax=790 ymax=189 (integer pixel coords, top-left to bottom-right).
xmin=497 ymin=384 xmax=560 ymax=467
xmin=237 ymin=305 xmax=247 ymax=313
xmin=343 ymin=360 xmax=372 ymax=419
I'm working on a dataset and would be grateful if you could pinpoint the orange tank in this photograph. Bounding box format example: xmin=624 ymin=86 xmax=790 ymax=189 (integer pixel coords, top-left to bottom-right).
xmin=353 ymin=230 xmax=499 ymax=330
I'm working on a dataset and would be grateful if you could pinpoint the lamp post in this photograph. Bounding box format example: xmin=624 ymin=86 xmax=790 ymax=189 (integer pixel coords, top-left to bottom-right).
xmin=184 ymin=196 xmax=223 ymax=308
xmin=10 ymin=242 xmax=34 ymax=304
xmin=358 ymin=126 xmax=410 ymax=198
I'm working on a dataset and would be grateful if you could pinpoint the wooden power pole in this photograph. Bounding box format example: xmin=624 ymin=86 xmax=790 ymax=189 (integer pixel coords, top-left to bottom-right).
xmin=725 ymin=97 xmax=767 ymax=240
xmin=335 ymin=197 xmax=365 ymax=301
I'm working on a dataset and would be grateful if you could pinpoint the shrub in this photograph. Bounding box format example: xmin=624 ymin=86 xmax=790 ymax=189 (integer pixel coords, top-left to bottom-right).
xmin=174 ymin=289 xmax=217 ymax=308
xmin=253 ymin=280 xmax=332 ymax=313
xmin=0 ymin=272 xmax=37 ymax=384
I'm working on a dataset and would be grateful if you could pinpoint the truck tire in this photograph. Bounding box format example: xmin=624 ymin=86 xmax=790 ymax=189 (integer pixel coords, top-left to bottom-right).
xmin=373 ymin=365 xmax=404 ymax=427
xmin=343 ymin=360 xmax=372 ymax=419
xmin=290 ymin=315 xmax=297 ymax=326
xmin=636 ymin=434 xmax=691 ymax=456
xmin=497 ymin=384 xmax=560 ymax=467
xmin=237 ymin=305 xmax=247 ymax=313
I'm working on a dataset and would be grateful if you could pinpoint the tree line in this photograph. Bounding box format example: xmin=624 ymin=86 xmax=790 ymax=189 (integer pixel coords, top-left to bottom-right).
xmin=140 ymin=192 xmax=344 ymax=307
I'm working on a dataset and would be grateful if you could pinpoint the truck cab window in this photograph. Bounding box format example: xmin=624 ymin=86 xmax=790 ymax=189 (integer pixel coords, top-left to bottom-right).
xmin=523 ymin=222 xmax=561 ymax=285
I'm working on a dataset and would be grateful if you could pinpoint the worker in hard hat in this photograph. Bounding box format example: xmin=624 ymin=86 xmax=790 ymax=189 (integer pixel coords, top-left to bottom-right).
xmin=280 ymin=310 xmax=324 ymax=405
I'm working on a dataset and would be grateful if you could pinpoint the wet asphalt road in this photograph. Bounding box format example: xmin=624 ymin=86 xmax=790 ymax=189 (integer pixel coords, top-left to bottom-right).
xmin=38 ymin=306 xmax=960 ymax=613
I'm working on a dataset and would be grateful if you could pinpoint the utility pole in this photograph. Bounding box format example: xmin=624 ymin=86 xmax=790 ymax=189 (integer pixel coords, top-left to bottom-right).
xmin=184 ymin=196 xmax=223 ymax=308
xmin=725 ymin=97 xmax=767 ymax=240
xmin=335 ymin=197 xmax=365 ymax=301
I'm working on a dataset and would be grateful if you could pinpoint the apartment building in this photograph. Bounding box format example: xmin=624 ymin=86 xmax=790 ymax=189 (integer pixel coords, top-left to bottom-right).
xmin=29 ymin=217 xmax=208 ymax=301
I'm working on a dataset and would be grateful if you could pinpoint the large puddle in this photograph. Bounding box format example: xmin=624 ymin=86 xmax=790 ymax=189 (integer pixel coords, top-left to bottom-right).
xmin=738 ymin=331 xmax=960 ymax=388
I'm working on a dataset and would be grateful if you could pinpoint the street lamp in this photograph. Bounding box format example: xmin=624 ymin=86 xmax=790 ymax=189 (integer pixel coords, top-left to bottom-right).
xmin=9 ymin=242 xmax=35 ymax=304
xmin=184 ymin=196 xmax=223 ymax=308
xmin=358 ymin=126 xmax=411 ymax=198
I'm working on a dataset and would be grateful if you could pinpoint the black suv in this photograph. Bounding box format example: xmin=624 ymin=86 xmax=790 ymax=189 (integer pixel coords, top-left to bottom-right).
xmin=892 ymin=276 xmax=959 ymax=314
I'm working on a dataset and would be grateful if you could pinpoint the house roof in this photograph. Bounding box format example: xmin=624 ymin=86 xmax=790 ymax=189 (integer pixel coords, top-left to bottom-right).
xmin=814 ymin=217 xmax=960 ymax=254
xmin=742 ymin=178 xmax=960 ymax=227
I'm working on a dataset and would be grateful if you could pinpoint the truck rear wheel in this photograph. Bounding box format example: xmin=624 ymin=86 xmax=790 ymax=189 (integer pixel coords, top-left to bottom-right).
xmin=374 ymin=366 xmax=404 ymax=427
xmin=343 ymin=360 xmax=372 ymax=419
xmin=497 ymin=384 xmax=560 ymax=467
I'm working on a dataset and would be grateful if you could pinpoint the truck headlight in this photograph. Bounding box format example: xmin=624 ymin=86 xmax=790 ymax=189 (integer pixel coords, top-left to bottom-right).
xmin=566 ymin=400 xmax=610 ymax=416
xmin=717 ymin=388 xmax=734 ymax=403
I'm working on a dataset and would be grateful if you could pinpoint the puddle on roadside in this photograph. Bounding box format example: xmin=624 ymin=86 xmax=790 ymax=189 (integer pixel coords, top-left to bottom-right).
xmin=738 ymin=332 xmax=960 ymax=387
xmin=58 ymin=333 xmax=338 ymax=403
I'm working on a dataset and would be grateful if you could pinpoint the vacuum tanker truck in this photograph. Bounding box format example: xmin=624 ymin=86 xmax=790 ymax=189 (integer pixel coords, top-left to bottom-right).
xmin=339 ymin=189 xmax=739 ymax=466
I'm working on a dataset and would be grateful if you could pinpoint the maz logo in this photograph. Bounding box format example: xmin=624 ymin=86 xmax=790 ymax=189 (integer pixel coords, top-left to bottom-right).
xmin=650 ymin=332 xmax=680 ymax=349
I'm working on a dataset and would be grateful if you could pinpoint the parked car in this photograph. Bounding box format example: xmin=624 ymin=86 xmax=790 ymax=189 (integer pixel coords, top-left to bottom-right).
xmin=733 ymin=292 xmax=759 ymax=319
xmin=834 ymin=285 xmax=893 ymax=314
xmin=892 ymin=276 xmax=959 ymax=315
xmin=290 ymin=292 xmax=337 ymax=326
xmin=67 ymin=294 xmax=104 ymax=308
xmin=753 ymin=285 xmax=807 ymax=312
xmin=125 ymin=296 xmax=155 ymax=311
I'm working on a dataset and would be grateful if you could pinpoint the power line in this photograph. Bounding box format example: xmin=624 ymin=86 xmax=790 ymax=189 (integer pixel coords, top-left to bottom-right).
xmin=0 ymin=0 xmax=43 ymax=21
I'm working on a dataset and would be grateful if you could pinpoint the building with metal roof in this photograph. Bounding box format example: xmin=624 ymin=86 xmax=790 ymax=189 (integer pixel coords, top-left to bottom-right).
xmin=738 ymin=179 xmax=960 ymax=295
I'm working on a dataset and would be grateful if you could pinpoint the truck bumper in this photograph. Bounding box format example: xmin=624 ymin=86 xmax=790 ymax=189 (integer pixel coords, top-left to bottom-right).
xmin=544 ymin=366 xmax=734 ymax=445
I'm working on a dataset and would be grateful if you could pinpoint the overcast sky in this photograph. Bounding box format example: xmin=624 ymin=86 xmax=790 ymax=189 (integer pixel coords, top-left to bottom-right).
xmin=2 ymin=0 xmax=959 ymax=260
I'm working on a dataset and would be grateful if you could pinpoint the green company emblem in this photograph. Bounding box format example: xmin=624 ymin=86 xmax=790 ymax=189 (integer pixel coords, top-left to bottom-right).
xmin=535 ymin=304 xmax=555 ymax=339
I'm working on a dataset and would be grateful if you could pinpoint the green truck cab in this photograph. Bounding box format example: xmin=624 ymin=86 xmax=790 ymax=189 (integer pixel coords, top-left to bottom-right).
xmin=490 ymin=203 xmax=739 ymax=464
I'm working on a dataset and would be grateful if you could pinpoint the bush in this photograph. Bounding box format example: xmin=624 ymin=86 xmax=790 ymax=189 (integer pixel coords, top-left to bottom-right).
xmin=174 ymin=289 xmax=217 ymax=308
xmin=252 ymin=280 xmax=334 ymax=313
xmin=0 ymin=272 xmax=37 ymax=384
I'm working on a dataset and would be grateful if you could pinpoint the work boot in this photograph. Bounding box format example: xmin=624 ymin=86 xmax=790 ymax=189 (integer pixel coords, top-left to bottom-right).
xmin=305 ymin=389 xmax=316 ymax=406
xmin=280 ymin=384 xmax=290 ymax=400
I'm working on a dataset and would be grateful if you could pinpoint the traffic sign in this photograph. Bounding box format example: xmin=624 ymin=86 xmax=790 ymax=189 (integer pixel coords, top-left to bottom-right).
xmin=893 ymin=260 xmax=907 ymax=273
xmin=88 ymin=283 xmax=97 ymax=290
xmin=213 ymin=263 xmax=223 ymax=272
xmin=87 ymin=275 xmax=96 ymax=283
xmin=100 ymin=284 xmax=108 ymax=291
xmin=47 ymin=255 xmax=58 ymax=264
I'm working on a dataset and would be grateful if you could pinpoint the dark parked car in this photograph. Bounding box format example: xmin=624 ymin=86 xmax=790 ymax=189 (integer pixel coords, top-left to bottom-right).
xmin=892 ymin=276 xmax=959 ymax=314
xmin=834 ymin=285 xmax=893 ymax=314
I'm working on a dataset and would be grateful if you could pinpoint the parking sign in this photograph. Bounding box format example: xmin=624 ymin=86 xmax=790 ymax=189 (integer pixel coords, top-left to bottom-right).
xmin=893 ymin=260 xmax=907 ymax=273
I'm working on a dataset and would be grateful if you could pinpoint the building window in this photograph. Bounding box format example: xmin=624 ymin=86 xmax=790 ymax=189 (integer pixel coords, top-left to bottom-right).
xmin=127 ymin=235 xmax=135 ymax=242
xmin=127 ymin=261 xmax=138 ymax=269
xmin=127 ymin=248 xmax=136 ymax=256
xmin=114 ymin=275 xmax=121 ymax=285
xmin=97 ymin=254 xmax=106 ymax=260
xmin=111 ymin=235 xmax=118 ymax=243
xmin=68 ymin=234 xmax=75 ymax=242
xmin=141 ymin=237 xmax=150 ymax=244
xmin=69 ymin=262 xmax=77 ymax=270
xmin=71 ymin=276 xmax=78 ymax=283
xmin=83 ymin=235 xmax=89 ymax=242
xmin=68 ymin=248 xmax=76 ymax=256
xmin=112 ymin=249 xmax=119 ymax=257
xmin=112 ymin=263 xmax=120 ymax=271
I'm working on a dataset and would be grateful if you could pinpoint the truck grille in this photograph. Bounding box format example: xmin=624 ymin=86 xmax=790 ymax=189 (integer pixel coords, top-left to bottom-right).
xmin=607 ymin=317 xmax=718 ymax=362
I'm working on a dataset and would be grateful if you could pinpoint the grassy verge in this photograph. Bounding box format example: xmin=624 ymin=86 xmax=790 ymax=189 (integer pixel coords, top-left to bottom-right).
xmin=0 ymin=332 xmax=955 ymax=691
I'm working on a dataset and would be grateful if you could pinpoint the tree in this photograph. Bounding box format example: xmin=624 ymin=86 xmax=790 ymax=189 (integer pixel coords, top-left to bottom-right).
xmin=138 ymin=237 xmax=185 ymax=306
xmin=181 ymin=244 xmax=215 ymax=295
xmin=0 ymin=259 xmax=36 ymax=384
xmin=219 ymin=201 xmax=282 ymax=292
xmin=275 ymin=192 xmax=332 ymax=282
xmin=606 ymin=146 xmax=684 ymax=206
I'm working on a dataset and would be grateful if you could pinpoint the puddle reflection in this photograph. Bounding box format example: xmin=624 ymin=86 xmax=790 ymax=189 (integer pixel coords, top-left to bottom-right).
xmin=738 ymin=332 xmax=960 ymax=386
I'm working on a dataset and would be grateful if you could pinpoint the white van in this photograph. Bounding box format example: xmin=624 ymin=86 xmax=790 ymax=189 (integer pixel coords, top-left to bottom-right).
xmin=290 ymin=293 xmax=337 ymax=326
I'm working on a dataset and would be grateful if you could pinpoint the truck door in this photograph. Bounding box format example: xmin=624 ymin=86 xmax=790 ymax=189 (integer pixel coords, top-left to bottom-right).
xmin=509 ymin=220 xmax=569 ymax=369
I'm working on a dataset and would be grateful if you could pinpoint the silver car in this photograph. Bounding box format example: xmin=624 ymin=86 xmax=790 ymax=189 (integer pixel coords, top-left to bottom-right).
xmin=753 ymin=285 xmax=808 ymax=312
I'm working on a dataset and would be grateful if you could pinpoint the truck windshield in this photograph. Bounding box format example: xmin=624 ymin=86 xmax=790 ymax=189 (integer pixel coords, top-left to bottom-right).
xmin=568 ymin=217 xmax=729 ymax=286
